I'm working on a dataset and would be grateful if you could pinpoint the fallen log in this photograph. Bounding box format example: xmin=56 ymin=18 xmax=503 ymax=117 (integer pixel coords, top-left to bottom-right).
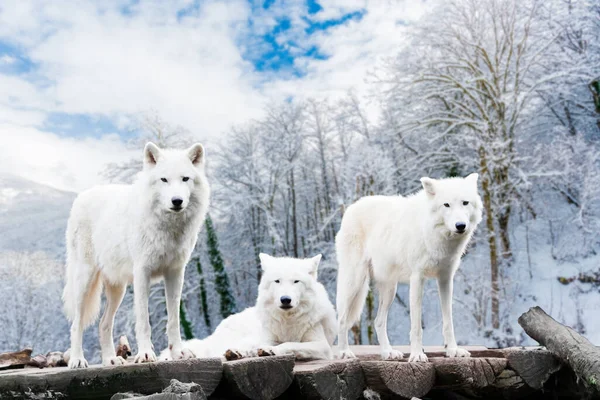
xmin=518 ymin=306 xmax=600 ymax=393
xmin=0 ymin=358 xmax=222 ymax=399
xmin=292 ymin=358 xmax=365 ymax=400
xmin=27 ymin=354 xmax=48 ymax=369
xmin=111 ymin=379 xmax=207 ymax=400
xmin=503 ymin=348 xmax=561 ymax=390
xmin=0 ymin=348 xmax=32 ymax=370
xmin=432 ymin=357 xmax=507 ymax=392
xmin=361 ymin=361 xmax=435 ymax=398
xmin=212 ymin=355 xmax=294 ymax=400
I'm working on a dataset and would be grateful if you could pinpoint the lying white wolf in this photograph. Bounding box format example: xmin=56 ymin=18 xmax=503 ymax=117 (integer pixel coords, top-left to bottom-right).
xmin=336 ymin=174 xmax=482 ymax=362
xmin=160 ymin=254 xmax=336 ymax=361
xmin=62 ymin=142 xmax=210 ymax=368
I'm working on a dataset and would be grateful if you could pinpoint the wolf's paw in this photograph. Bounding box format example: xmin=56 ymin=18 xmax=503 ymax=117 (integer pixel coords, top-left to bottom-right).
xmin=408 ymin=351 xmax=428 ymax=362
xmin=257 ymin=347 xmax=277 ymax=357
xmin=134 ymin=348 xmax=157 ymax=363
xmin=338 ymin=349 xmax=356 ymax=359
xmin=446 ymin=347 xmax=471 ymax=358
xmin=224 ymin=349 xmax=245 ymax=361
xmin=103 ymin=356 xmax=126 ymax=366
xmin=68 ymin=357 xmax=88 ymax=369
xmin=171 ymin=347 xmax=195 ymax=361
xmin=381 ymin=349 xmax=404 ymax=360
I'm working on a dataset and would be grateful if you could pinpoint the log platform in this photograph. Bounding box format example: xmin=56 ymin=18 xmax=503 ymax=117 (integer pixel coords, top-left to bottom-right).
xmin=0 ymin=345 xmax=576 ymax=400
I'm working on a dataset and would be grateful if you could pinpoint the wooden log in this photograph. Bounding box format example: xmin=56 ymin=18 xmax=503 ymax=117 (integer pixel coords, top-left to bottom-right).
xmin=212 ymin=355 xmax=294 ymax=400
xmin=110 ymin=379 xmax=207 ymax=400
xmin=0 ymin=358 xmax=222 ymax=399
xmin=432 ymin=357 xmax=507 ymax=391
xmin=518 ymin=306 xmax=600 ymax=392
xmin=0 ymin=348 xmax=32 ymax=370
xmin=27 ymin=354 xmax=48 ymax=369
xmin=361 ymin=361 xmax=435 ymax=399
xmin=292 ymin=359 xmax=365 ymax=400
xmin=503 ymin=348 xmax=561 ymax=390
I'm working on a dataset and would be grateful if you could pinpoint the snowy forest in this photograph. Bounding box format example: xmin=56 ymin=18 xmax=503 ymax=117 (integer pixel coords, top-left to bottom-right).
xmin=1 ymin=0 xmax=599 ymax=363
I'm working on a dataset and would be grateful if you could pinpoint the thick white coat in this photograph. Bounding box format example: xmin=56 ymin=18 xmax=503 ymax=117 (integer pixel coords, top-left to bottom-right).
xmin=161 ymin=254 xmax=337 ymax=361
xmin=336 ymin=174 xmax=483 ymax=361
xmin=62 ymin=142 xmax=210 ymax=368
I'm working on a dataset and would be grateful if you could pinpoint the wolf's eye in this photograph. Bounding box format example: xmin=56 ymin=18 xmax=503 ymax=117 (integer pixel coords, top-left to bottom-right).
xmin=463 ymin=201 xmax=469 ymax=206
xmin=443 ymin=203 xmax=450 ymax=208
xmin=182 ymin=177 xmax=189 ymax=182
xmin=161 ymin=178 xmax=168 ymax=183
xmin=274 ymin=280 xmax=280 ymax=283
xmin=294 ymin=280 xmax=300 ymax=284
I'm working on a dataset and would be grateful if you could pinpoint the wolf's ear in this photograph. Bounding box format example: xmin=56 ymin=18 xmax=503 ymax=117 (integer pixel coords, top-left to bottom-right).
xmin=259 ymin=253 xmax=273 ymax=271
xmin=420 ymin=177 xmax=436 ymax=196
xmin=308 ymin=254 xmax=322 ymax=278
xmin=144 ymin=142 xmax=161 ymax=167
xmin=187 ymin=143 xmax=205 ymax=166
xmin=465 ymin=173 xmax=479 ymax=185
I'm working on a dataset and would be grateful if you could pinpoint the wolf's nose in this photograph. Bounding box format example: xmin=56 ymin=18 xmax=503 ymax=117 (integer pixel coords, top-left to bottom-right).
xmin=455 ymin=222 xmax=466 ymax=232
xmin=280 ymin=296 xmax=292 ymax=305
xmin=171 ymin=197 xmax=183 ymax=207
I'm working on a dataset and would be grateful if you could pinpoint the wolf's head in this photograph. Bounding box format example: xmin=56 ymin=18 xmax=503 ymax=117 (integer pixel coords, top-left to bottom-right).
xmin=420 ymin=173 xmax=483 ymax=238
xmin=256 ymin=253 xmax=322 ymax=313
xmin=142 ymin=142 xmax=206 ymax=214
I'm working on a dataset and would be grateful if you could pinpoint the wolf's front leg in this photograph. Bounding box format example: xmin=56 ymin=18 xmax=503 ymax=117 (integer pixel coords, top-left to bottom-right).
xmin=259 ymin=326 xmax=333 ymax=360
xmin=133 ymin=268 xmax=157 ymax=363
xmin=408 ymin=273 xmax=428 ymax=362
xmin=261 ymin=340 xmax=333 ymax=360
xmin=437 ymin=272 xmax=470 ymax=358
xmin=164 ymin=266 xmax=194 ymax=360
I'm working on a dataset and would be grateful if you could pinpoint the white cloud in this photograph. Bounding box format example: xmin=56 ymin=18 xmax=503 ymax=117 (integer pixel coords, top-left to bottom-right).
xmin=0 ymin=0 xmax=425 ymax=190
xmin=262 ymin=1 xmax=426 ymax=120
xmin=0 ymin=55 xmax=16 ymax=64
xmin=0 ymin=124 xmax=136 ymax=192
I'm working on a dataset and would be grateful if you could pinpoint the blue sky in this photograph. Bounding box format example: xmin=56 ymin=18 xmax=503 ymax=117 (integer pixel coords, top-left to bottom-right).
xmin=0 ymin=0 xmax=372 ymax=140
xmin=0 ymin=0 xmax=423 ymax=191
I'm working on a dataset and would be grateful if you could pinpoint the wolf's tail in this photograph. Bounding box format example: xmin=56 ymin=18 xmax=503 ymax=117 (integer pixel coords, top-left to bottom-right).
xmin=335 ymin=225 xmax=370 ymax=331
xmin=62 ymin=208 xmax=103 ymax=328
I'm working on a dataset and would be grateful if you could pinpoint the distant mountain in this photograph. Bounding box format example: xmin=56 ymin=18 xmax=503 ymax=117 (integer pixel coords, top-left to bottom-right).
xmin=0 ymin=175 xmax=76 ymax=259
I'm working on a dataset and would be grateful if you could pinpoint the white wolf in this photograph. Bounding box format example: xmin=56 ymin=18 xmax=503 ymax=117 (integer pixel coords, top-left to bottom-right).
xmin=336 ymin=173 xmax=482 ymax=362
xmin=160 ymin=254 xmax=336 ymax=361
xmin=62 ymin=142 xmax=210 ymax=368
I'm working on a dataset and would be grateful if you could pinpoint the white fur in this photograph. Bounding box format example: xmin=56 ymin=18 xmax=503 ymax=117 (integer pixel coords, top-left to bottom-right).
xmin=335 ymin=173 xmax=483 ymax=362
xmin=160 ymin=254 xmax=337 ymax=361
xmin=62 ymin=142 xmax=210 ymax=368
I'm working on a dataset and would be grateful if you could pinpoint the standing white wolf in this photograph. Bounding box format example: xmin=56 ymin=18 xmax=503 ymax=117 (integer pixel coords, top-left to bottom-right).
xmin=160 ymin=254 xmax=336 ymax=361
xmin=62 ymin=142 xmax=210 ymax=368
xmin=336 ymin=174 xmax=482 ymax=362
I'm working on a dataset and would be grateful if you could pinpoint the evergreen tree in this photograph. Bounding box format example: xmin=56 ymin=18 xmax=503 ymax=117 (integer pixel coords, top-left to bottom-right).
xmin=205 ymin=214 xmax=236 ymax=318
xmin=179 ymin=300 xmax=194 ymax=340
xmin=194 ymin=256 xmax=211 ymax=329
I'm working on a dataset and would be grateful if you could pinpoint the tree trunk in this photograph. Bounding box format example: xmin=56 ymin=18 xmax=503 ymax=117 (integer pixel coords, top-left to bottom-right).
xmin=518 ymin=306 xmax=600 ymax=393
xmin=351 ymin=323 xmax=362 ymax=345
xmin=498 ymin=209 xmax=512 ymax=261
xmin=290 ymin=169 xmax=299 ymax=258
xmin=479 ymin=149 xmax=500 ymax=330
xmin=195 ymin=257 xmax=211 ymax=330
xmin=366 ymin=289 xmax=375 ymax=345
